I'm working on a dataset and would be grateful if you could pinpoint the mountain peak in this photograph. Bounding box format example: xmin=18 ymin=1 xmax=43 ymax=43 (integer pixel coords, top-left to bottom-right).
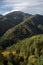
xmin=6 ymin=11 xmax=31 ymax=17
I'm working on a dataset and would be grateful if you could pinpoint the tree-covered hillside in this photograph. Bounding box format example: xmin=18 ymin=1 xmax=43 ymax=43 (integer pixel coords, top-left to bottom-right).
xmin=2 ymin=34 xmax=43 ymax=65
xmin=0 ymin=11 xmax=43 ymax=65
xmin=0 ymin=14 xmax=43 ymax=48
xmin=0 ymin=11 xmax=31 ymax=37
xmin=6 ymin=34 xmax=43 ymax=55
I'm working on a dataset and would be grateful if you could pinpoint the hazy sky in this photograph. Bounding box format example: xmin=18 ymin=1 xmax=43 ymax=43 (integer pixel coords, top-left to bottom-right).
xmin=0 ymin=0 xmax=43 ymax=15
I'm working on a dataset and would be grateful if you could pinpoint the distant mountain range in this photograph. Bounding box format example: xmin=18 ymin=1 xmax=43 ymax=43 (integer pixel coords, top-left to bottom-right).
xmin=0 ymin=11 xmax=43 ymax=49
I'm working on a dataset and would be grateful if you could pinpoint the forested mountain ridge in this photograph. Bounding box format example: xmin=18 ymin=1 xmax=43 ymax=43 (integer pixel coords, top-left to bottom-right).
xmin=0 ymin=13 xmax=43 ymax=48
xmin=0 ymin=11 xmax=31 ymax=37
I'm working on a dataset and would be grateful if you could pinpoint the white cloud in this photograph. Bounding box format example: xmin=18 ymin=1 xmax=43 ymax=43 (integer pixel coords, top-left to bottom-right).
xmin=0 ymin=0 xmax=43 ymax=15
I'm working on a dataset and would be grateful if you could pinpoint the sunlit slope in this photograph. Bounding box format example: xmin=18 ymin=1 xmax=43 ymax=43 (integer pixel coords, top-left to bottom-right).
xmin=6 ymin=34 xmax=43 ymax=53
xmin=6 ymin=34 xmax=43 ymax=65
xmin=0 ymin=34 xmax=43 ymax=65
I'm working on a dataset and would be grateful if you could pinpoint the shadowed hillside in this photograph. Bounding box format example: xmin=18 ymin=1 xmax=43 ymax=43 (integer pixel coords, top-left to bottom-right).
xmin=0 ymin=11 xmax=31 ymax=37
xmin=0 ymin=14 xmax=43 ymax=48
